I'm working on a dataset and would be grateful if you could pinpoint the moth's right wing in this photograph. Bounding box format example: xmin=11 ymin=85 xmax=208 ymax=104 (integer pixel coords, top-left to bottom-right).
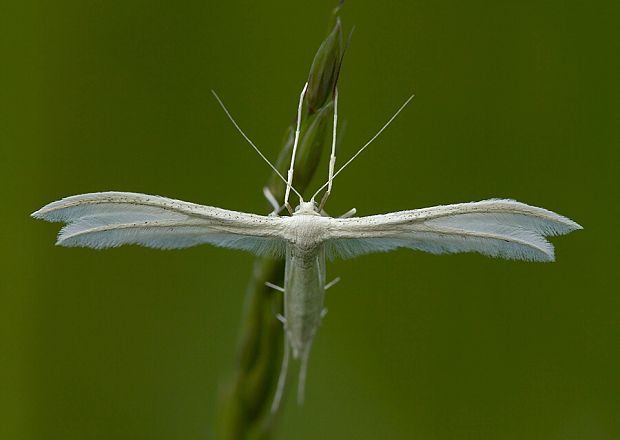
xmin=32 ymin=191 xmax=287 ymax=256
xmin=325 ymin=199 xmax=582 ymax=262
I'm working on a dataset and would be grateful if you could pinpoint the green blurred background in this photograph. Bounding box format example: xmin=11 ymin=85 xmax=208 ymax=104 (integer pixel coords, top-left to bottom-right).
xmin=2 ymin=1 xmax=618 ymax=438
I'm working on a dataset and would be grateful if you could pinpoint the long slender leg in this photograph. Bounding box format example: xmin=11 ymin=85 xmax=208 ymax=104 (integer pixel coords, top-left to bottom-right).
xmin=319 ymin=87 xmax=338 ymax=211
xmin=271 ymin=335 xmax=290 ymax=413
xmin=265 ymin=281 xmax=285 ymax=293
xmin=339 ymin=208 xmax=356 ymax=219
xmin=320 ymin=207 xmax=356 ymax=218
xmin=263 ymin=187 xmax=280 ymax=216
xmin=324 ymin=277 xmax=341 ymax=290
xmin=284 ymin=82 xmax=309 ymax=213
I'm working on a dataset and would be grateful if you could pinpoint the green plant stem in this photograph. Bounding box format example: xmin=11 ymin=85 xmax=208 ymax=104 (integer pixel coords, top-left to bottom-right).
xmin=217 ymin=7 xmax=344 ymax=439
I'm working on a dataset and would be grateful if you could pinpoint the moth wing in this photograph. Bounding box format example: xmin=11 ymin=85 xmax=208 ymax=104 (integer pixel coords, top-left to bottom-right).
xmin=32 ymin=191 xmax=287 ymax=256
xmin=326 ymin=199 xmax=581 ymax=262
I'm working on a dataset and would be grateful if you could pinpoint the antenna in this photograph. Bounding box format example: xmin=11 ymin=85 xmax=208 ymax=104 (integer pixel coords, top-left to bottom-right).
xmin=312 ymin=93 xmax=415 ymax=200
xmin=211 ymin=90 xmax=302 ymax=201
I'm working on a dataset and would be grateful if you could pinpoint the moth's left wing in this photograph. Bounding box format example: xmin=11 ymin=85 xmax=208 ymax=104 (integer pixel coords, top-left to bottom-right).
xmin=325 ymin=199 xmax=581 ymax=262
xmin=32 ymin=191 xmax=287 ymax=256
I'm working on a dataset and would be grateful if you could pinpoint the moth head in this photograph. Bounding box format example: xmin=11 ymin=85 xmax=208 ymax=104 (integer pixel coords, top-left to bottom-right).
xmin=293 ymin=200 xmax=320 ymax=216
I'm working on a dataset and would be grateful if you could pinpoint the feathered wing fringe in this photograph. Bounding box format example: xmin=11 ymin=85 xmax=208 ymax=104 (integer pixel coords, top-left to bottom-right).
xmin=32 ymin=191 xmax=286 ymax=256
xmin=327 ymin=199 xmax=582 ymax=261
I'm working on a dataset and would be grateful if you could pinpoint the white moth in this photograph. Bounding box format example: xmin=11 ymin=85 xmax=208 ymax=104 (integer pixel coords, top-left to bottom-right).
xmin=32 ymin=83 xmax=582 ymax=412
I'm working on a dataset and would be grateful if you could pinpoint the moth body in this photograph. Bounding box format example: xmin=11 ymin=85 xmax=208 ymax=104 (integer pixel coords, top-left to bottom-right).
xmin=283 ymin=242 xmax=326 ymax=359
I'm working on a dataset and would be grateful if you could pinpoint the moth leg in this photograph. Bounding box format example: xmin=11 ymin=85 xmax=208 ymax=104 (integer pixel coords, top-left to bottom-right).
xmin=284 ymin=82 xmax=309 ymax=213
xmin=263 ymin=186 xmax=279 ymax=214
xmin=323 ymin=207 xmax=355 ymax=218
xmin=323 ymin=207 xmax=356 ymax=218
xmin=324 ymin=277 xmax=341 ymax=290
xmin=263 ymin=187 xmax=284 ymax=216
xmin=266 ymin=282 xmax=286 ymax=327
xmin=320 ymin=308 xmax=328 ymax=319
xmin=265 ymin=281 xmax=285 ymax=293
xmin=267 ymin=283 xmax=286 ymax=326
xmin=319 ymin=87 xmax=338 ymax=212
xmin=271 ymin=336 xmax=291 ymax=413
xmin=339 ymin=208 xmax=356 ymax=219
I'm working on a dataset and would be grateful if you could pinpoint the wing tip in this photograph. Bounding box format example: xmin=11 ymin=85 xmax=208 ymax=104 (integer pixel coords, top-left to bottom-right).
xmin=31 ymin=198 xmax=73 ymax=222
xmin=55 ymin=237 xmax=72 ymax=248
xmin=31 ymin=206 xmax=50 ymax=220
xmin=551 ymin=212 xmax=582 ymax=235
xmin=570 ymin=219 xmax=584 ymax=232
xmin=541 ymin=250 xmax=556 ymax=263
